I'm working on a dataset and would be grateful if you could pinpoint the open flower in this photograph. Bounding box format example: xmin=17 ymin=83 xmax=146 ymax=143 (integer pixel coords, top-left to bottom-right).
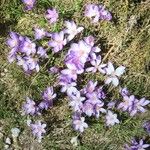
xmin=84 ymin=4 xmax=100 ymax=23
xmin=30 ymin=121 xmax=46 ymax=142
xmin=73 ymin=117 xmax=88 ymax=132
xmin=42 ymin=86 xmax=56 ymax=101
xmin=105 ymin=110 xmax=120 ymax=126
xmin=69 ymin=91 xmax=85 ymax=112
xmin=86 ymin=55 xmax=106 ymax=74
xmin=34 ymin=28 xmax=46 ymax=40
xmin=22 ymin=0 xmax=36 ymax=10
xmin=22 ymin=97 xmax=38 ymax=115
xmin=45 ymin=8 xmax=59 ymax=24
xmin=105 ymin=62 xmax=125 ymax=86
xmin=21 ymin=37 xmax=36 ymax=56
xmin=125 ymin=139 xmax=150 ymax=150
xmin=64 ymin=21 xmax=84 ymax=41
xmin=49 ymin=31 xmax=67 ymax=53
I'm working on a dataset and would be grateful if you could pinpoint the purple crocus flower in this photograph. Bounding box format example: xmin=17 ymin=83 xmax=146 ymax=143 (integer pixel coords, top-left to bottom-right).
xmin=45 ymin=8 xmax=59 ymax=24
xmin=64 ymin=21 xmax=84 ymax=41
xmin=105 ymin=110 xmax=120 ymax=126
xmin=7 ymin=48 xmax=17 ymax=63
xmin=82 ymin=80 xmax=97 ymax=94
xmin=60 ymin=81 xmax=77 ymax=96
xmin=99 ymin=6 xmax=112 ymax=21
xmin=16 ymin=55 xmax=29 ymax=72
xmin=42 ymin=86 xmax=56 ymax=101
xmin=22 ymin=97 xmax=38 ymax=115
xmin=69 ymin=91 xmax=85 ymax=112
xmin=120 ymin=87 xmax=130 ymax=97
xmin=125 ymin=139 xmax=150 ymax=150
xmin=94 ymin=102 xmax=106 ymax=118
xmin=68 ymin=40 xmax=91 ymax=64
xmin=130 ymin=98 xmax=150 ymax=116
xmin=105 ymin=62 xmax=125 ymax=86
xmin=118 ymin=95 xmax=135 ymax=112
xmin=22 ymin=0 xmax=36 ymax=10
xmin=86 ymin=55 xmax=106 ymax=74
xmin=96 ymin=87 xmax=106 ymax=99
xmin=49 ymin=31 xmax=67 ymax=53
xmin=143 ymin=121 xmax=150 ymax=134
xmin=86 ymin=92 xmax=101 ymax=105
xmin=26 ymin=56 xmax=40 ymax=72
xmin=82 ymin=102 xmax=94 ymax=117
xmin=84 ymin=36 xmax=95 ymax=47
xmin=34 ymin=28 xmax=46 ymax=40
xmin=30 ymin=121 xmax=46 ymax=142
xmin=37 ymin=47 xmax=48 ymax=58
xmin=21 ymin=37 xmax=36 ymax=56
xmin=73 ymin=117 xmax=88 ymax=132
xmin=48 ymin=66 xmax=59 ymax=74
xmin=7 ymin=32 xmax=19 ymax=49
xmin=84 ymin=4 xmax=100 ymax=23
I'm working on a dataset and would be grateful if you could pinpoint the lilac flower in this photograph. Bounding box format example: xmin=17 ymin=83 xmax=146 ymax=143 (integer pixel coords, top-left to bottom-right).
xmin=130 ymin=98 xmax=150 ymax=116
xmin=94 ymin=102 xmax=106 ymax=118
xmin=99 ymin=6 xmax=112 ymax=21
xmin=48 ymin=66 xmax=59 ymax=74
xmin=60 ymin=82 xmax=77 ymax=96
xmin=73 ymin=117 xmax=88 ymax=132
xmin=105 ymin=62 xmax=125 ymax=86
xmin=22 ymin=0 xmax=36 ymax=10
xmin=84 ymin=36 xmax=95 ymax=47
xmin=96 ymin=87 xmax=106 ymax=99
xmin=21 ymin=37 xmax=36 ymax=56
xmin=22 ymin=97 xmax=38 ymax=115
xmin=64 ymin=21 xmax=84 ymax=41
xmin=45 ymin=8 xmax=59 ymax=24
xmin=37 ymin=47 xmax=48 ymax=58
xmin=26 ymin=57 xmax=40 ymax=72
xmin=86 ymin=92 xmax=101 ymax=105
xmin=120 ymin=87 xmax=130 ymax=97
xmin=42 ymin=86 xmax=56 ymax=101
xmin=82 ymin=102 xmax=94 ymax=117
xmin=38 ymin=100 xmax=53 ymax=110
xmin=118 ymin=95 xmax=135 ymax=112
xmin=7 ymin=48 xmax=17 ymax=63
xmin=30 ymin=121 xmax=46 ymax=142
xmin=68 ymin=40 xmax=91 ymax=64
xmin=82 ymin=80 xmax=97 ymax=94
xmin=107 ymin=101 xmax=117 ymax=109
xmin=69 ymin=91 xmax=85 ymax=112
xmin=7 ymin=32 xmax=19 ymax=49
xmin=84 ymin=4 xmax=100 ymax=23
xmin=34 ymin=28 xmax=46 ymax=40
xmin=105 ymin=110 xmax=119 ymax=126
xmin=16 ymin=56 xmax=29 ymax=72
xmin=125 ymin=139 xmax=150 ymax=150
xmin=143 ymin=121 xmax=150 ymax=134
xmin=86 ymin=56 xmax=106 ymax=74
xmin=49 ymin=31 xmax=67 ymax=53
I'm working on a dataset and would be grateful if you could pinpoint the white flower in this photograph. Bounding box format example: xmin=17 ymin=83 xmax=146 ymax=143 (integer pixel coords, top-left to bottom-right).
xmin=106 ymin=111 xmax=120 ymax=126
xmin=71 ymin=136 xmax=78 ymax=147
xmin=105 ymin=62 xmax=125 ymax=86
xmin=64 ymin=21 xmax=84 ymax=41
xmin=11 ymin=128 xmax=20 ymax=138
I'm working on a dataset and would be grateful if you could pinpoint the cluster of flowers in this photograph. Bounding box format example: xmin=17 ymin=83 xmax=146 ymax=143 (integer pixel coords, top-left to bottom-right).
xmin=125 ymin=139 xmax=150 ymax=150
xmin=22 ymin=86 xmax=56 ymax=140
xmin=8 ymin=1 xmax=150 ymax=146
xmin=85 ymin=4 xmax=112 ymax=23
xmin=7 ymin=30 xmax=48 ymax=73
xmin=118 ymin=88 xmax=150 ymax=116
